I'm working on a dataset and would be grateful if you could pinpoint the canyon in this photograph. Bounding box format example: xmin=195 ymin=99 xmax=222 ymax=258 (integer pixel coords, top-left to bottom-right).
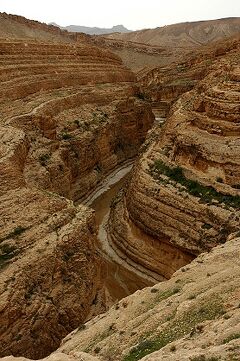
xmin=0 ymin=12 xmax=239 ymax=361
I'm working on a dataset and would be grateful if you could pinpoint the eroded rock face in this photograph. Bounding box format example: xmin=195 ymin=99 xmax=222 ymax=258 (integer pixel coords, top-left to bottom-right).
xmin=0 ymin=38 xmax=153 ymax=358
xmin=108 ymin=42 xmax=240 ymax=280
xmin=0 ymin=190 xmax=102 ymax=358
xmin=91 ymin=36 xmax=178 ymax=73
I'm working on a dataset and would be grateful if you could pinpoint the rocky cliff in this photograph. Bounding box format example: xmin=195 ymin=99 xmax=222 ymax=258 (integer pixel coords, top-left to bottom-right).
xmin=108 ymin=39 xmax=240 ymax=281
xmin=0 ymin=37 xmax=153 ymax=359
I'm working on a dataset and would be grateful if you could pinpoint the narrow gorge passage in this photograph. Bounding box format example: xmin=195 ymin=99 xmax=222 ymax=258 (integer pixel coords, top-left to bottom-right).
xmin=86 ymin=163 xmax=155 ymax=304
xmin=85 ymin=117 xmax=168 ymax=304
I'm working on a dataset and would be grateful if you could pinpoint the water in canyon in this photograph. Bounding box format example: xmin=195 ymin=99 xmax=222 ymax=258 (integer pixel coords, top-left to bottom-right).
xmin=86 ymin=163 xmax=154 ymax=304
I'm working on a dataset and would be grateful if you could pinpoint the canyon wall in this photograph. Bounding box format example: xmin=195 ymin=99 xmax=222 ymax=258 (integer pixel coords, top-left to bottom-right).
xmin=1 ymin=13 xmax=239 ymax=361
xmin=3 ymin=235 xmax=239 ymax=361
xmin=139 ymin=36 xmax=240 ymax=117
xmin=92 ymin=36 xmax=177 ymax=73
xmin=0 ymin=38 xmax=153 ymax=359
xmin=56 ymin=235 xmax=240 ymax=361
xmin=108 ymin=39 xmax=240 ymax=281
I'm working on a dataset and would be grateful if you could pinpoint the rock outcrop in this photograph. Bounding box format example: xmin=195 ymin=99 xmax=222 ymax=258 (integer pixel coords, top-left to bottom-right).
xmin=0 ymin=36 xmax=153 ymax=359
xmin=108 ymin=39 xmax=240 ymax=281
xmin=0 ymin=190 xmax=101 ymax=359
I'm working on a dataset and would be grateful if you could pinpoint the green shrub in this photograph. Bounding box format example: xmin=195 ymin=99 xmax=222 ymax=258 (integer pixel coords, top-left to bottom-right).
xmin=61 ymin=132 xmax=72 ymax=140
xmin=176 ymin=64 xmax=187 ymax=72
xmin=124 ymin=297 xmax=224 ymax=361
xmin=39 ymin=153 xmax=51 ymax=166
xmin=74 ymin=119 xmax=80 ymax=127
xmin=216 ymin=177 xmax=223 ymax=183
xmin=202 ymin=223 xmax=212 ymax=230
xmin=223 ymin=333 xmax=240 ymax=344
xmin=150 ymin=160 xmax=240 ymax=209
xmin=0 ymin=244 xmax=17 ymax=269
xmin=188 ymin=294 xmax=196 ymax=300
xmin=136 ymin=92 xmax=147 ymax=100
xmin=6 ymin=226 xmax=26 ymax=239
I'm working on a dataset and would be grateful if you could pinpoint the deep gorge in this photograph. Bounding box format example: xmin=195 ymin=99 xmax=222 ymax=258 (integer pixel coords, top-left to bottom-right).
xmin=0 ymin=14 xmax=239 ymax=361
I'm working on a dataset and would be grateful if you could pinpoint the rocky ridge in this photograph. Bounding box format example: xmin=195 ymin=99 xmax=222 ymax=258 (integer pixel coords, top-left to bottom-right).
xmin=57 ymin=24 xmax=131 ymax=36
xmin=56 ymin=235 xmax=240 ymax=361
xmin=101 ymin=18 xmax=240 ymax=77
xmin=0 ymin=12 xmax=90 ymax=43
xmin=0 ymin=13 xmax=177 ymax=74
xmin=104 ymin=18 xmax=240 ymax=48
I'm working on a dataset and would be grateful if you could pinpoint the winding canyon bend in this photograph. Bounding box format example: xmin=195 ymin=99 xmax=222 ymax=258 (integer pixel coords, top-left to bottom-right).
xmin=0 ymin=13 xmax=240 ymax=361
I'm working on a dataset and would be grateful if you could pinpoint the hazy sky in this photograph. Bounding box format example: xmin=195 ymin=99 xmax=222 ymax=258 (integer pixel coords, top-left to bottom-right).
xmin=0 ymin=0 xmax=239 ymax=30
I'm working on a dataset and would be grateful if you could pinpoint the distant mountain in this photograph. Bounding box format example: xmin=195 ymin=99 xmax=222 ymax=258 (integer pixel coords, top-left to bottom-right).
xmin=103 ymin=17 xmax=240 ymax=48
xmin=49 ymin=23 xmax=131 ymax=35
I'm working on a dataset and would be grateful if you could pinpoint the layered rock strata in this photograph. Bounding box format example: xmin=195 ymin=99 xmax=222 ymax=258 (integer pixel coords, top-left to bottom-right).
xmin=108 ymin=45 xmax=240 ymax=281
xmin=0 ymin=40 xmax=153 ymax=201
xmin=139 ymin=36 xmax=240 ymax=117
xmin=92 ymin=36 xmax=177 ymax=73
xmin=0 ymin=38 xmax=153 ymax=359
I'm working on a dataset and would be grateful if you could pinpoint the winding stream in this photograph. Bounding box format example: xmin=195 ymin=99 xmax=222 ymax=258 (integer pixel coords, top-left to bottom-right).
xmin=86 ymin=163 xmax=154 ymax=303
xmin=85 ymin=118 xmax=167 ymax=304
xmin=81 ymin=115 xmax=167 ymax=305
